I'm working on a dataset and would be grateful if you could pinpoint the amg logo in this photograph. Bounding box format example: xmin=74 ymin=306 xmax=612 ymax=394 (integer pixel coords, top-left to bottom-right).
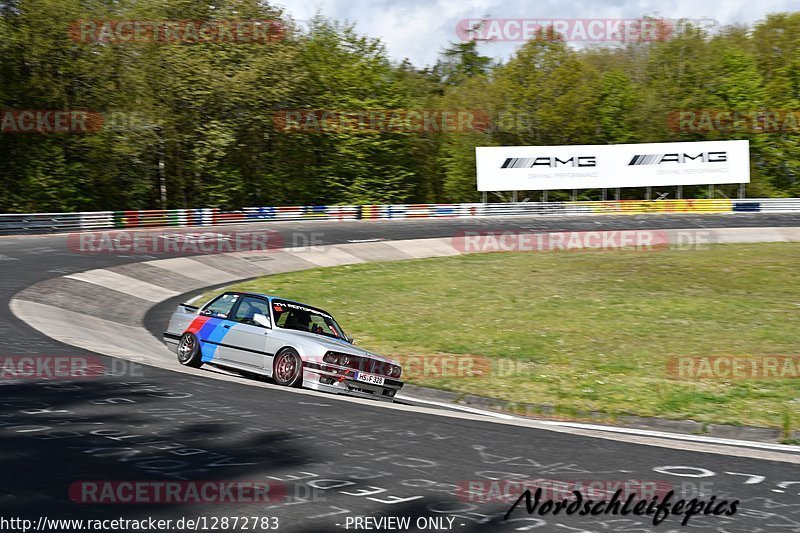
xmin=628 ymin=152 xmax=727 ymax=165
xmin=501 ymin=156 xmax=596 ymax=169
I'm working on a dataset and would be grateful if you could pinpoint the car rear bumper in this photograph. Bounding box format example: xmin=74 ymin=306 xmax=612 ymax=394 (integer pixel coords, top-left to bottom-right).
xmin=162 ymin=332 xmax=180 ymax=354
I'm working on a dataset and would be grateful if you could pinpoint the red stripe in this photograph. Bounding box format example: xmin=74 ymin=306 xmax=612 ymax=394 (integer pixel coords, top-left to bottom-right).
xmin=186 ymin=315 xmax=210 ymax=334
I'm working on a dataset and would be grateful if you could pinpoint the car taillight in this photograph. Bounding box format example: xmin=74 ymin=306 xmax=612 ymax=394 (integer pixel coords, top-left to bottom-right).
xmin=323 ymin=352 xmax=338 ymax=364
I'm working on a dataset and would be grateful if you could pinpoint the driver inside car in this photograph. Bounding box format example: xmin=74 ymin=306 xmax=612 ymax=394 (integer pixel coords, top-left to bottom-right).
xmin=286 ymin=310 xmax=312 ymax=332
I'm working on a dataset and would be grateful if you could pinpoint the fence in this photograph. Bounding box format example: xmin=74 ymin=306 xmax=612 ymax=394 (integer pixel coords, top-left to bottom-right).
xmin=1 ymin=199 xmax=799 ymax=235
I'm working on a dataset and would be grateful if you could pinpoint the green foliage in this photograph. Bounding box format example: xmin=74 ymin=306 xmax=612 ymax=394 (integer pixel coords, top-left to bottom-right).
xmin=1 ymin=3 xmax=799 ymax=211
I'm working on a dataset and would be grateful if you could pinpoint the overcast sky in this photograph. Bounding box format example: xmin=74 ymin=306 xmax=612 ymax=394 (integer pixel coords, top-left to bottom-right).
xmin=274 ymin=0 xmax=795 ymax=67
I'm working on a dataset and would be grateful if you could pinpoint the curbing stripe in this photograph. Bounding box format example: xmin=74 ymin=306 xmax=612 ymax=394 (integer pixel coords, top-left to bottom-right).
xmin=65 ymin=269 xmax=180 ymax=302
xmin=283 ymin=246 xmax=365 ymax=267
xmin=144 ymin=257 xmax=241 ymax=285
xmin=383 ymin=237 xmax=461 ymax=258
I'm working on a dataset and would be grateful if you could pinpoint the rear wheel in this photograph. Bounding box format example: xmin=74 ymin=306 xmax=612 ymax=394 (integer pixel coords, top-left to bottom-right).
xmin=177 ymin=333 xmax=203 ymax=368
xmin=273 ymin=348 xmax=303 ymax=387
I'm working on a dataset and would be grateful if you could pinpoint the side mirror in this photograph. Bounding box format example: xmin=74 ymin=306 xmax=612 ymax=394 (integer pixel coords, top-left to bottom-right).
xmin=349 ymin=337 xmax=356 ymax=345
xmin=253 ymin=313 xmax=271 ymax=328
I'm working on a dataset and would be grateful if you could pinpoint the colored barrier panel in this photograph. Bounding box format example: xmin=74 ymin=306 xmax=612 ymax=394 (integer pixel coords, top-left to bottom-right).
xmin=0 ymin=199 xmax=798 ymax=235
xmin=568 ymin=199 xmax=734 ymax=215
xmin=733 ymin=202 xmax=761 ymax=212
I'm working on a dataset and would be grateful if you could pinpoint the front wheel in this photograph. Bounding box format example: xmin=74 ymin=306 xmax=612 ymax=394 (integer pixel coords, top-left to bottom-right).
xmin=177 ymin=333 xmax=203 ymax=368
xmin=273 ymin=348 xmax=303 ymax=387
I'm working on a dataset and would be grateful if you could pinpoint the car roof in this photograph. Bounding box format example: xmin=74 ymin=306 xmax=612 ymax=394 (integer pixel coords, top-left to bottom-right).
xmin=226 ymin=291 xmax=327 ymax=313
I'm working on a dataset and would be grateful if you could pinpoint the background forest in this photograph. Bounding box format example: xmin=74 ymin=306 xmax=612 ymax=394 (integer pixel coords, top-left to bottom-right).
xmin=1 ymin=1 xmax=798 ymax=212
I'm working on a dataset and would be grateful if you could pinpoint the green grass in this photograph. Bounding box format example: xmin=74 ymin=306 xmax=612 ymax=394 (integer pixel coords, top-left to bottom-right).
xmin=200 ymin=243 xmax=800 ymax=429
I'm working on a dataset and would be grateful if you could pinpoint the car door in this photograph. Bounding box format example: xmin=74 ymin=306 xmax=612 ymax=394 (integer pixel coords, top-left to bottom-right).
xmin=193 ymin=292 xmax=241 ymax=363
xmin=221 ymin=295 xmax=273 ymax=370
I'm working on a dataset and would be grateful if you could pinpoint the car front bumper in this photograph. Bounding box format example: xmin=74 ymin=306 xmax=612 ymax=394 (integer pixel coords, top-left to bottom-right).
xmin=303 ymin=362 xmax=403 ymax=402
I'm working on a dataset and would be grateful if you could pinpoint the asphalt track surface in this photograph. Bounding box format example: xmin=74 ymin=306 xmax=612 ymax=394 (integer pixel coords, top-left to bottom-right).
xmin=2 ymin=213 xmax=800 ymax=533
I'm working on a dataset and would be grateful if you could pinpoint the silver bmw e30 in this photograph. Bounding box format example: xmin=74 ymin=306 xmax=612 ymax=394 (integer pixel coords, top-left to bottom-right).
xmin=162 ymin=291 xmax=403 ymax=401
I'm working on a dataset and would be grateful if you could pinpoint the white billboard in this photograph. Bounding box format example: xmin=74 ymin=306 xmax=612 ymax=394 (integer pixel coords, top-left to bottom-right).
xmin=475 ymin=140 xmax=750 ymax=191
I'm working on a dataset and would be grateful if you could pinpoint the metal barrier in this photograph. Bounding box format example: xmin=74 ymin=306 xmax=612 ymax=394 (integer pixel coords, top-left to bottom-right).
xmin=1 ymin=199 xmax=799 ymax=235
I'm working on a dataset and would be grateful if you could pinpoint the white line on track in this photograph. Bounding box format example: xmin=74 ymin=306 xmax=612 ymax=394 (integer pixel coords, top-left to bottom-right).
xmin=397 ymin=395 xmax=517 ymax=420
xmin=538 ymin=420 xmax=800 ymax=453
xmin=402 ymin=395 xmax=800 ymax=453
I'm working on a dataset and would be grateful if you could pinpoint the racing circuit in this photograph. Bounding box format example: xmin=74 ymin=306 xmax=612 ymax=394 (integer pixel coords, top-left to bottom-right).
xmin=2 ymin=212 xmax=800 ymax=532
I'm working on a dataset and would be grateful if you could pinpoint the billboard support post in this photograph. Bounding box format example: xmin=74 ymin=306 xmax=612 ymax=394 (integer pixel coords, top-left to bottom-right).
xmin=601 ymin=188 xmax=607 ymax=201
xmin=511 ymin=190 xmax=518 ymax=203
xmin=571 ymin=189 xmax=577 ymax=201
xmin=615 ymin=188 xmax=620 ymax=200
xmin=709 ymin=184 xmax=714 ymax=199
xmin=481 ymin=191 xmax=487 ymax=204
xmin=677 ymin=185 xmax=683 ymax=199
xmin=739 ymin=183 xmax=745 ymax=199
xmin=646 ymin=187 xmax=652 ymax=200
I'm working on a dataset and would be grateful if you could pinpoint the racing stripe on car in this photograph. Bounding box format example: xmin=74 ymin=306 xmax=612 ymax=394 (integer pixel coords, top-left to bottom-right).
xmin=184 ymin=315 xmax=228 ymax=362
xmin=201 ymin=320 xmax=233 ymax=361
xmin=185 ymin=315 xmax=211 ymax=334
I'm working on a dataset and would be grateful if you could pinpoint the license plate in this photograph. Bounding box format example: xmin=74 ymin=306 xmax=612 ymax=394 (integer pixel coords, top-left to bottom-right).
xmin=353 ymin=372 xmax=384 ymax=386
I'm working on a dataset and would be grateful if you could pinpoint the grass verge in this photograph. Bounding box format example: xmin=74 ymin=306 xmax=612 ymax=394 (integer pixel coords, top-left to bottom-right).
xmin=198 ymin=243 xmax=800 ymax=429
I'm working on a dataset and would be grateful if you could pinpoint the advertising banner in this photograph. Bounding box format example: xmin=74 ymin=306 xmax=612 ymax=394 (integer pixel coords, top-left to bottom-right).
xmin=476 ymin=140 xmax=750 ymax=191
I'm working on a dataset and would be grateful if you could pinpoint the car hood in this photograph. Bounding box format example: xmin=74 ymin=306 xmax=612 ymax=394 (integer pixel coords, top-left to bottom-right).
xmin=279 ymin=329 xmax=398 ymax=365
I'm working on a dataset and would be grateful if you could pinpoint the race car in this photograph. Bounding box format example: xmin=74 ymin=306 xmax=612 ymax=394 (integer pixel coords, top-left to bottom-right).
xmin=163 ymin=291 xmax=403 ymax=401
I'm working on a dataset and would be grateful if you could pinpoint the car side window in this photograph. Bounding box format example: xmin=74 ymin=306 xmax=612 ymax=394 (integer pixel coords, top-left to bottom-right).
xmin=201 ymin=293 xmax=239 ymax=319
xmin=232 ymin=296 xmax=272 ymax=328
xmin=309 ymin=315 xmax=333 ymax=336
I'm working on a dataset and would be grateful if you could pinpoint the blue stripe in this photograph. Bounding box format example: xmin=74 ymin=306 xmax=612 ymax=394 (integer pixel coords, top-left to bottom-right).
xmin=197 ymin=318 xmax=232 ymax=362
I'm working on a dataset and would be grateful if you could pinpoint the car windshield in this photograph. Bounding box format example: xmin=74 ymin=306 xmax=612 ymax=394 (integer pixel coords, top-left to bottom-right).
xmin=271 ymin=299 xmax=347 ymax=340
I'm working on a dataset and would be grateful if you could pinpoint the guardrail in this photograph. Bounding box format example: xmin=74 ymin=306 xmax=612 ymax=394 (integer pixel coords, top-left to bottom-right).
xmin=1 ymin=199 xmax=799 ymax=234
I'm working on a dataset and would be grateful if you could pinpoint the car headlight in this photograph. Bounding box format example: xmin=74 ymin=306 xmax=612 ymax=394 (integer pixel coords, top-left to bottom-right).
xmin=339 ymin=354 xmax=351 ymax=367
xmin=390 ymin=365 xmax=402 ymax=378
xmin=323 ymin=352 xmax=339 ymax=364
